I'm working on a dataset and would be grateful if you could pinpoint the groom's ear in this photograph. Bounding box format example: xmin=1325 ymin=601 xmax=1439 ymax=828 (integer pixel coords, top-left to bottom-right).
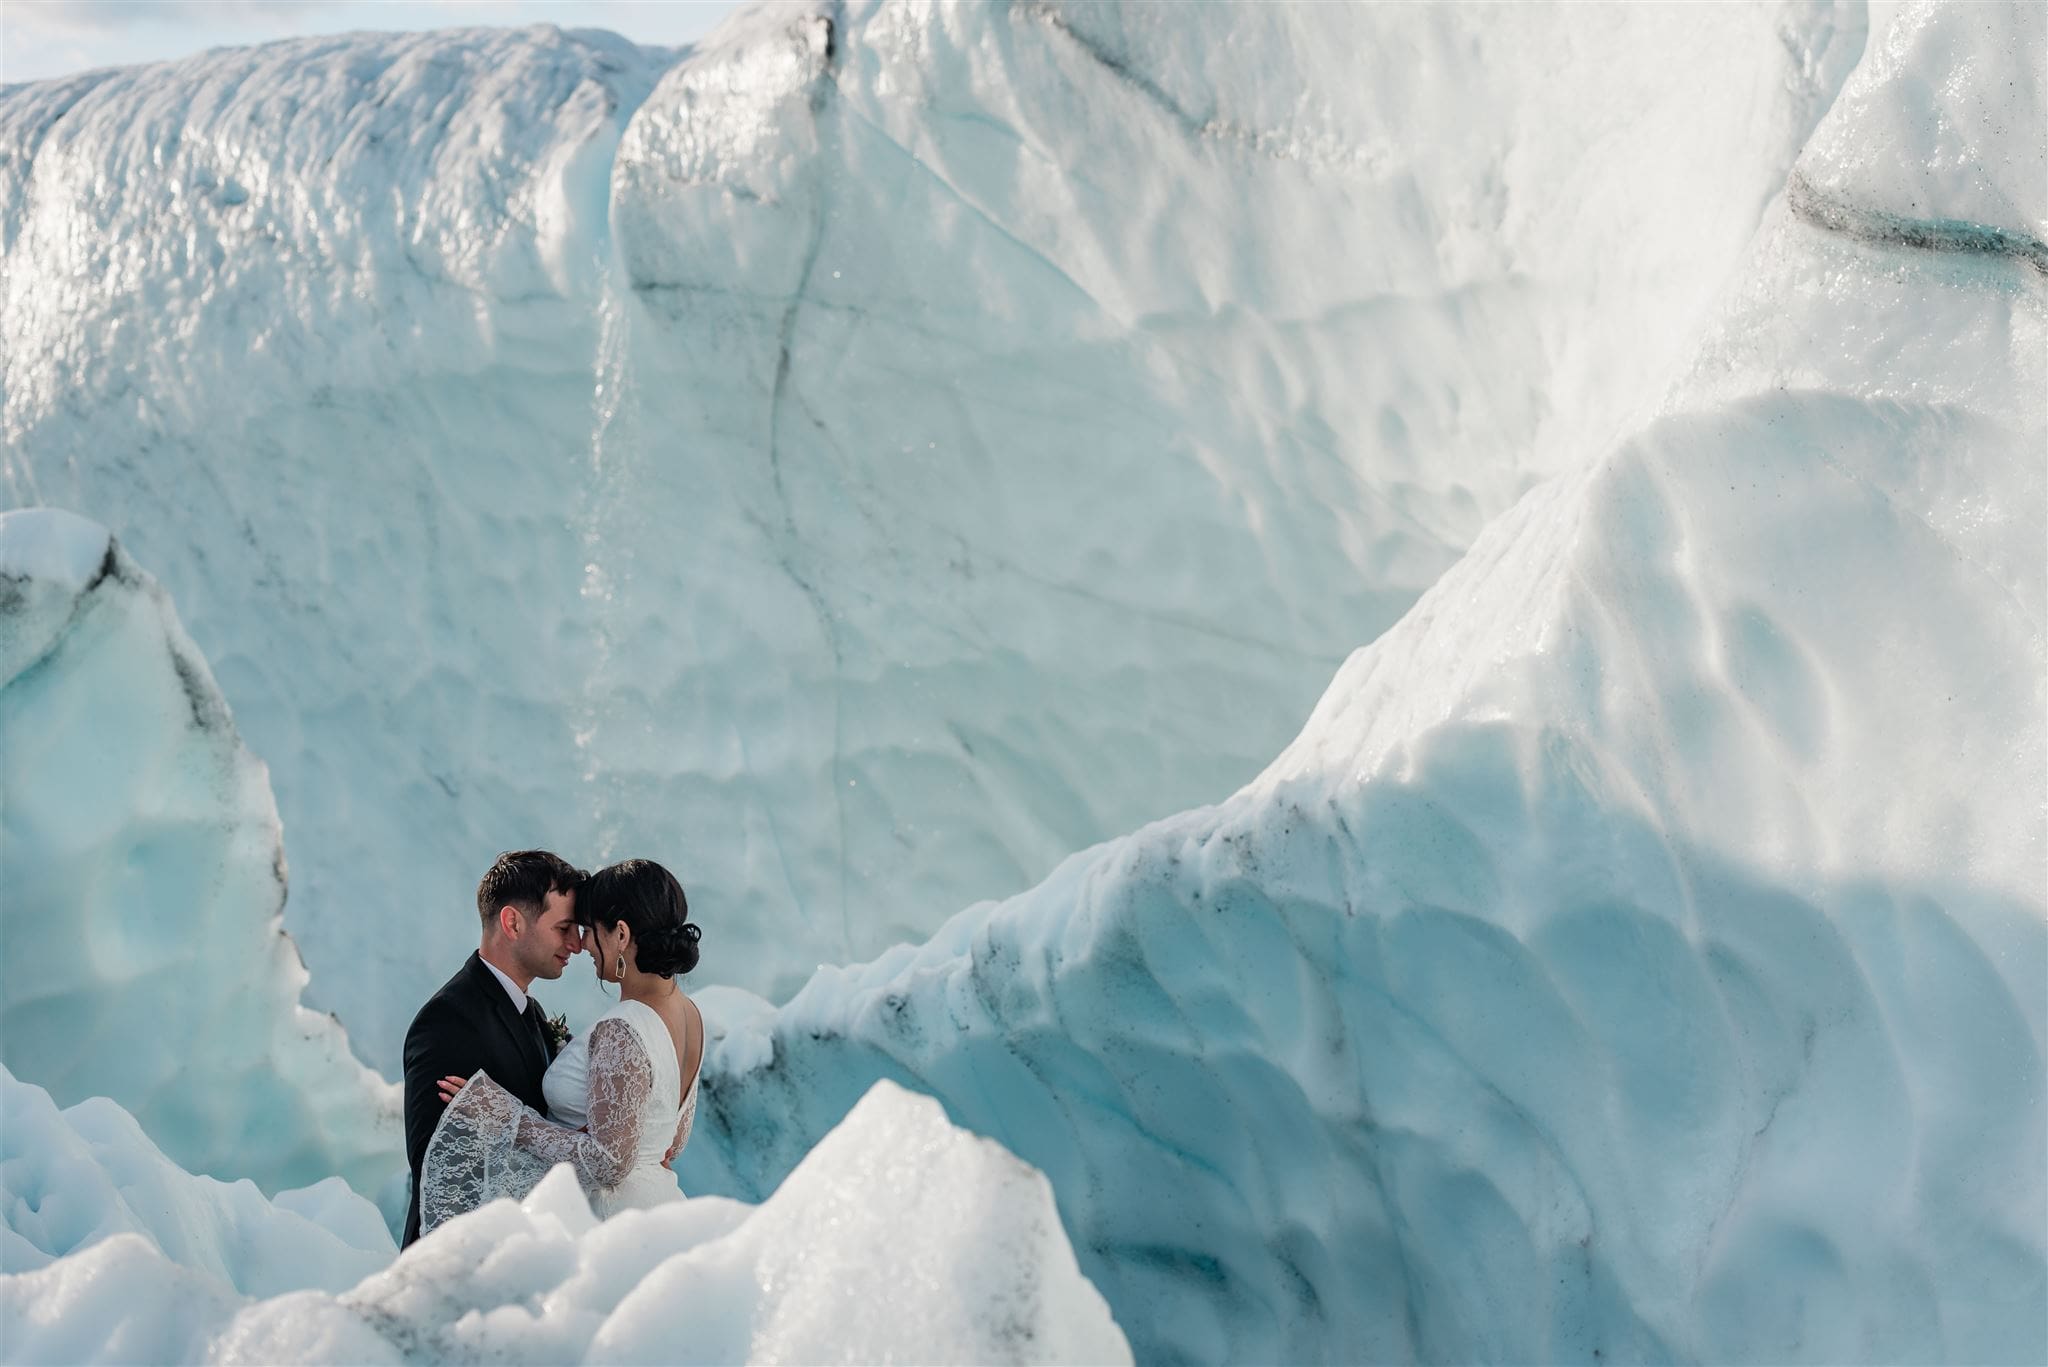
xmin=495 ymin=904 xmax=525 ymax=940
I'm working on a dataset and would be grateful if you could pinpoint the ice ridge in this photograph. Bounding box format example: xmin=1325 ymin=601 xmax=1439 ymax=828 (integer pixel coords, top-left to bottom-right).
xmin=1786 ymin=0 xmax=2045 ymax=272
xmin=0 ymin=1066 xmax=393 ymax=1296
xmin=670 ymin=5 xmax=2047 ymax=1362
xmin=0 ymin=509 xmax=401 ymax=1198
xmin=1 ymin=1079 xmax=1132 ymax=1366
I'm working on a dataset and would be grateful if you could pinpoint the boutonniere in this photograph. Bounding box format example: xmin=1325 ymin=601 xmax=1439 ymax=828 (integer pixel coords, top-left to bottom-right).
xmin=543 ymin=1011 xmax=572 ymax=1051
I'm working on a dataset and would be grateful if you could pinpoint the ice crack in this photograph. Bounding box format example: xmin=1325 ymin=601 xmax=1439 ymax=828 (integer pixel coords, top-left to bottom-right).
xmin=1786 ymin=170 xmax=2048 ymax=276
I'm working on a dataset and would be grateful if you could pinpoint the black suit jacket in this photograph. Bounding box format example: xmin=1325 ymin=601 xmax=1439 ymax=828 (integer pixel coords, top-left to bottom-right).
xmin=401 ymin=952 xmax=559 ymax=1247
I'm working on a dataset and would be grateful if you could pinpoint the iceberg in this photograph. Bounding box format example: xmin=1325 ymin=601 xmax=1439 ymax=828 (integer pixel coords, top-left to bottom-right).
xmin=2 ymin=2 xmax=1866 ymax=1067
xmin=1 ymin=1079 xmax=1131 ymax=1366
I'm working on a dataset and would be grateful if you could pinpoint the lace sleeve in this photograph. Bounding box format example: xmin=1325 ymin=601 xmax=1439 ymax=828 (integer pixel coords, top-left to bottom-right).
xmin=418 ymin=1020 xmax=657 ymax=1237
xmin=509 ymin=1016 xmax=651 ymax=1192
xmin=419 ymin=1072 xmax=552 ymax=1237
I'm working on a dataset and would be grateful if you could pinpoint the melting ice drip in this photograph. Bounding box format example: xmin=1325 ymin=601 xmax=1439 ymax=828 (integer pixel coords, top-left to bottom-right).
xmin=573 ymin=255 xmax=645 ymax=865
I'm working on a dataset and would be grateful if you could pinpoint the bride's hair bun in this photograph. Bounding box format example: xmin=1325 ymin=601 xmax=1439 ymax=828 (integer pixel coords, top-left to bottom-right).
xmin=579 ymin=859 xmax=702 ymax=979
xmin=637 ymin=920 xmax=701 ymax=978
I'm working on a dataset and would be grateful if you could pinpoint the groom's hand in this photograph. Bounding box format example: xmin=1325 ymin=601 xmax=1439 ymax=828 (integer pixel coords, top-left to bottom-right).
xmin=436 ymin=1074 xmax=469 ymax=1104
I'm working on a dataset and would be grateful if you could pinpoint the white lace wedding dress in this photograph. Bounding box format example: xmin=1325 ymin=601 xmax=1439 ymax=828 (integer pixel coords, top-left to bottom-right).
xmin=419 ymin=998 xmax=699 ymax=1235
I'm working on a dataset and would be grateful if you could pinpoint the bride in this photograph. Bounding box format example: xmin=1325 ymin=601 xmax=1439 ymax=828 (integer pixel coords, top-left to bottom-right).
xmin=419 ymin=859 xmax=705 ymax=1233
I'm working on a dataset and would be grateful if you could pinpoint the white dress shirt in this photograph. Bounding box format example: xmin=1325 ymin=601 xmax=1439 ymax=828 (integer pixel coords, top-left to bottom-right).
xmin=480 ymin=956 xmax=528 ymax=1014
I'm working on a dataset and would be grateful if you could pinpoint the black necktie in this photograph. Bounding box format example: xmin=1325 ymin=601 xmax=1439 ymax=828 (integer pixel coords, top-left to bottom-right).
xmin=523 ymin=1000 xmax=550 ymax=1063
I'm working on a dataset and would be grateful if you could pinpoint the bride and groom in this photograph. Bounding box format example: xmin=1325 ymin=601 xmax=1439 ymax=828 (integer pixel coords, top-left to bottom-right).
xmin=399 ymin=850 xmax=705 ymax=1247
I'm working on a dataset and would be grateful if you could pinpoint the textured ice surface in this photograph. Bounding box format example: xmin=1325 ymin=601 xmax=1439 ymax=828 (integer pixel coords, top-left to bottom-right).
xmin=0 ymin=1081 xmax=1131 ymax=1367
xmin=0 ymin=25 xmax=685 ymax=1072
xmin=1790 ymin=0 xmax=2046 ymax=266
xmin=3 ymin=2 xmax=2042 ymax=1363
xmin=1 ymin=2 xmax=1865 ymax=1067
xmin=0 ymin=509 xmax=399 ymax=1195
xmin=670 ymin=5 xmax=2047 ymax=1363
xmin=0 ymin=1067 xmax=393 ymax=1296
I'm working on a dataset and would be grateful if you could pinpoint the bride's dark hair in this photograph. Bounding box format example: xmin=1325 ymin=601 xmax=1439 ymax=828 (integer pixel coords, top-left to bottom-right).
xmin=577 ymin=858 xmax=701 ymax=978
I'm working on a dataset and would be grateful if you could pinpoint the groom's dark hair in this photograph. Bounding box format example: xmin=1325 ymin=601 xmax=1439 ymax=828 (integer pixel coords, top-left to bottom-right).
xmin=477 ymin=849 xmax=584 ymax=926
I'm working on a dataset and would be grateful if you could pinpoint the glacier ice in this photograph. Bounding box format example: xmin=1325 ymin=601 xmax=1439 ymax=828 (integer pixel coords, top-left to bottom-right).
xmin=2 ymin=1 xmax=1868 ymax=1067
xmin=0 ymin=25 xmax=688 ymax=1073
xmin=1788 ymin=0 xmax=2046 ymax=267
xmin=0 ymin=0 xmax=2042 ymax=1363
xmin=0 ymin=508 xmax=400 ymax=1196
xmin=0 ymin=1066 xmax=393 ymax=1296
xmin=1 ymin=1079 xmax=1131 ymax=1366
xmin=665 ymin=5 xmax=2046 ymax=1363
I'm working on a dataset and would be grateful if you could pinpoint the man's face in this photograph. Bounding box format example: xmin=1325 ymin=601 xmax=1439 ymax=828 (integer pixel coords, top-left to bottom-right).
xmin=516 ymin=888 xmax=583 ymax=981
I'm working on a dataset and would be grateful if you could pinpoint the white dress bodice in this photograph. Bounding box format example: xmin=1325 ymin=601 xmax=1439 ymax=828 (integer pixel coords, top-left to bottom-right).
xmin=543 ymin=999 xmax=698 ymax=1212
xmin=544 ymin=1000 xmax=676 ymax=1128
xmin=544 ymin=1000 xmax=696 ymax=1213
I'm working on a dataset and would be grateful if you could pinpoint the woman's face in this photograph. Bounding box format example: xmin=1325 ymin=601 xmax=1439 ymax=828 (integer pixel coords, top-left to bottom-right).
xmin=590 ymin=919 xmax=631 ymax=979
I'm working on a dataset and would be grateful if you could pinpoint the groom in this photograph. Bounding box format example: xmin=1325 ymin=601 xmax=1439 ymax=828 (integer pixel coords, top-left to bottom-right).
xmin=400 ymin=849 xmax=586 ymax=1247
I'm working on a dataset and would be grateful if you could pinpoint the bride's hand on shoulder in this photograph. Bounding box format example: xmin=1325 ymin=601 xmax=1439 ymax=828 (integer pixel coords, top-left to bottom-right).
xmin=436 ymin=1074 xmax=469 ymax=1104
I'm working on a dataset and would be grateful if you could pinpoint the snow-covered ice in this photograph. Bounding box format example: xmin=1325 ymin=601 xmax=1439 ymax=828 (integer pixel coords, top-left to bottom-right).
xmin=0 ymin=1067 xmax=393 ymax=1295
xmin=0 ymin=508 xmax=399 ymax=1197
xmin=3 ymin=1 xmax=1867 ymax=1067
xmin=1 ymin=1079 xmax=1131 ymax=1366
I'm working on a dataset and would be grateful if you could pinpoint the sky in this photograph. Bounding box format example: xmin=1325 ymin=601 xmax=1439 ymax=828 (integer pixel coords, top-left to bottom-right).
xmin=1 ymin=0 xmax=747 ymax=84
